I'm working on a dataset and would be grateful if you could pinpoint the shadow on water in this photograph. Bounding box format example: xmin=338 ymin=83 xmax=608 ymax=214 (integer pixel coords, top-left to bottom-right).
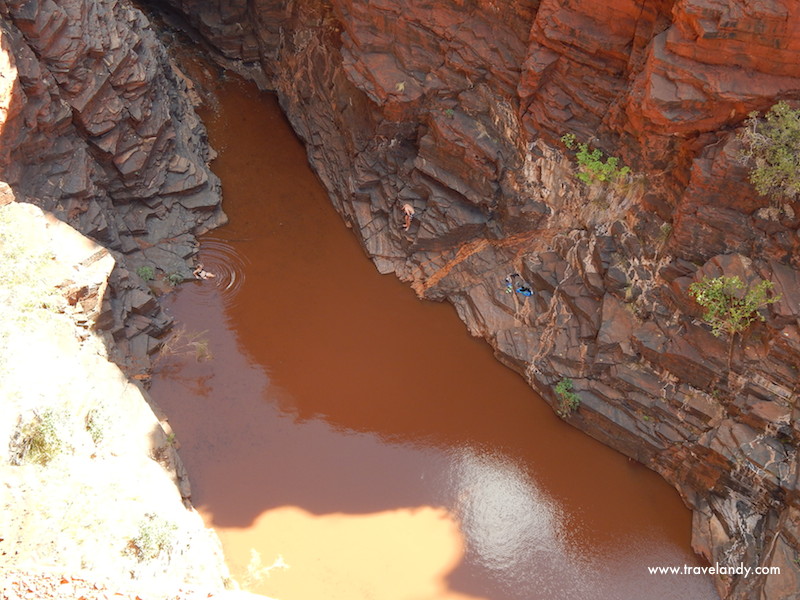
xmin=150 ymin=76 xmax=719 ymax=600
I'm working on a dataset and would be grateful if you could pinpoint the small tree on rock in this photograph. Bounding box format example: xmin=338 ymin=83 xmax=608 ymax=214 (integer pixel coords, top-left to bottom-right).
xmin=688 ymin=275 xmax=780 ymax=366
xmin=739 ymin=101 xmax=800 ymax=201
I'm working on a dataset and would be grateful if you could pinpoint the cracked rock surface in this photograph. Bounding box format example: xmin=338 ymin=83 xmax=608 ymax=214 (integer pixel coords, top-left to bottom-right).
xmin=0 ymin=0 xmax=226 ymax=374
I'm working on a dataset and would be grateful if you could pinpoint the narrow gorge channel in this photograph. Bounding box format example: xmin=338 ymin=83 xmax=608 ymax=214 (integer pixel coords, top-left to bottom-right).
xmin=150 ymin=76 xmax=719 ymax=600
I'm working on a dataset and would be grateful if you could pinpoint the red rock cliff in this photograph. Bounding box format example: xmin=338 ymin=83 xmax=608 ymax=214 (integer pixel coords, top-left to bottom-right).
xmin=133 ymin=1 xmax=800 ymax=597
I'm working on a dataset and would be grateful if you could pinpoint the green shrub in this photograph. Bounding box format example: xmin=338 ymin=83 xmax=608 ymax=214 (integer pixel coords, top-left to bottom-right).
xmin=127 ymin=513 xmax=177 ymax=561
xmin=688 ymin=275 xmax=780 ymax=338
xmin=167 ymin=272 xmax=183 ymax=286
xmin=20 ymin=410 xmax=64 ymax=465
xmin=739 ymin=101 xmax=800 ymax=200
xmin=560 ymin=134 xmax=630 ymax=184
xmin=576 ymin=144 xmax=630 ymax=183
xmin=136 ymin=265 xmax=155 ymax=281
xmin=561 ymin=133 xmax=576 ymax=149
xmin=554 ymin=378 xmax=580 ymax=417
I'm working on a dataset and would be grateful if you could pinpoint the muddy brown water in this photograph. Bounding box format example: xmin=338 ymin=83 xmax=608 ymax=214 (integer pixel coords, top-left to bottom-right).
xmin=149 ymin=77 xmax=719 ymax=600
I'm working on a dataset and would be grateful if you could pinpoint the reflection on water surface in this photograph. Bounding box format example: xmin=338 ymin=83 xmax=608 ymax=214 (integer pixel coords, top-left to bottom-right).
xmin=150 ymin=77 xmax=718 ymax=600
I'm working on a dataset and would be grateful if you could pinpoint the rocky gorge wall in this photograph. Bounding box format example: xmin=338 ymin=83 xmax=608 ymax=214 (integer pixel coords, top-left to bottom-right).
xmin=150 ymin=1 xmax=800 ymax=598
xmin=0 ymin=0 xmax=226 ymax=375
xmin=1 ymin=0 xmax=796 ymax=597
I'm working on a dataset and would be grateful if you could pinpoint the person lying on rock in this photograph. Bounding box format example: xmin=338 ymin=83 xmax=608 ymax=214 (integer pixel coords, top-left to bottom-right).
xmin=516 ymin=284 xmax=533 ymax=296
xmin=504 ymin=273 xmax=532 ymax=296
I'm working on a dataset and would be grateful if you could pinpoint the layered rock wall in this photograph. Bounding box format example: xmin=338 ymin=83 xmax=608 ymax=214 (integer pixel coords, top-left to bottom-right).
xmin=117 ymin=1 xmax=800 ymax=598
xmin=0 ymin=0 xmax=226 ymax=373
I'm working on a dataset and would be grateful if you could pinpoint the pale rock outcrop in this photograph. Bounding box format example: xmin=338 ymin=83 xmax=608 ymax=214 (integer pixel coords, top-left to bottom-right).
xmin=0 ymin=200 xmax=231 ymax=597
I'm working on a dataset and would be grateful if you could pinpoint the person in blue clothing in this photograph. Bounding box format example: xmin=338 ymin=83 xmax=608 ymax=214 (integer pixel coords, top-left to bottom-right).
xmin=504 ymin=273 xmax=533 ymax=296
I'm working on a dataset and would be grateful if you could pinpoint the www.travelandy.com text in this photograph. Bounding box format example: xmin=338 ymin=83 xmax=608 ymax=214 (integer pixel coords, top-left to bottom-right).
xmin=648 ymin=563 xmax=780 ymax=578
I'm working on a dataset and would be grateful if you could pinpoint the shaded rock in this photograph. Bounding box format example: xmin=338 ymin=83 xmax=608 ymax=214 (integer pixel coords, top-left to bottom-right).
xmin=0 ymin=0 xmax=226 ymax=373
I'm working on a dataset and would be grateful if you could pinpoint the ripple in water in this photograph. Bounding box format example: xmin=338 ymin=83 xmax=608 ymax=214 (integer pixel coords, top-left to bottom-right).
xmin=193 ymin=237 xmax=249 ymax=308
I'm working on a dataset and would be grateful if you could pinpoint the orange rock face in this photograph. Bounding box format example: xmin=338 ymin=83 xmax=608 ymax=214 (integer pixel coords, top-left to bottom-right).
xmin=521 ymin=0 xmax=800 ymax=171
xmin=520 ymin=0 xmax=671 ymax=144
xmin=622 ymin=0 xmax=800 ymax=162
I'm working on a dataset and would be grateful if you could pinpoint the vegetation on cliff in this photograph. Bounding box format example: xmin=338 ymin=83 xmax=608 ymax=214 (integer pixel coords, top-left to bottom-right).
xmin=560 ymin=133 xmax=630 ymax=184
xmin=739 ymin=101 xmax=800 ymax=201
xmin=689 ymin=275 xmax=780 ymax=339
xmin=553 ymin=378 xmax=581 ymax=418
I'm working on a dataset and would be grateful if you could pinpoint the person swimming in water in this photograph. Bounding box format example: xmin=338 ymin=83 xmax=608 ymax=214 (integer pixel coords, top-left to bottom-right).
xmin=193 ymin=263 xmax=216 ymax=280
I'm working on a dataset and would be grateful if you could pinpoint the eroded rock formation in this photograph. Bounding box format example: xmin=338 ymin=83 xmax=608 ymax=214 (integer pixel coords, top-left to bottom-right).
xmin=0 ymin=0 xmax=226 ymax=374
xmin=151 ymin=1 xmax=800 ymax=597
